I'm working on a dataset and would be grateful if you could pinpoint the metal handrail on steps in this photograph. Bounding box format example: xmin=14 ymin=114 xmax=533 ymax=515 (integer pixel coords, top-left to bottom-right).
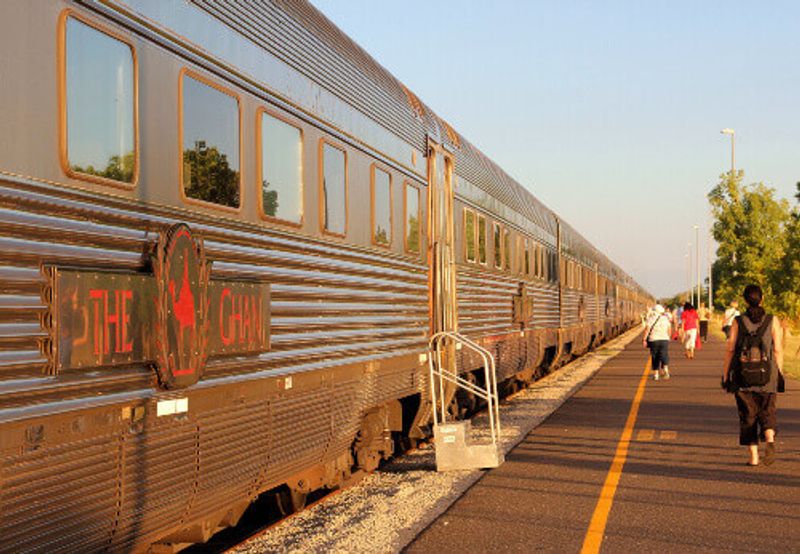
xmin=428 ymin=331 xmax=501 ymax=446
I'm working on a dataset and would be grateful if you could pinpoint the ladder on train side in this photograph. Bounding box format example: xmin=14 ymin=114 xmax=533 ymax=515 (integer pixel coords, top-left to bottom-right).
xmin=428 ymin=331 xmax=504 ymax=471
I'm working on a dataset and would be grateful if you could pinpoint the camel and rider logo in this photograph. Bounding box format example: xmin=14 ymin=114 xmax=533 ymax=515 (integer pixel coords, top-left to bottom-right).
xmin=153 ymin=224 xmax=212 ymax=389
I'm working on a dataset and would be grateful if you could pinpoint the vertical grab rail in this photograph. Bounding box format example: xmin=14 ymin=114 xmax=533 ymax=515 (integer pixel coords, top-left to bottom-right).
xmin=428 ymin=331 xmax=501 ymax=446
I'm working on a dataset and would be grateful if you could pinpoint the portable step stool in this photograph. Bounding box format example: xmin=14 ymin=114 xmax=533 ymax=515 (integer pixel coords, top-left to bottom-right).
xmin=428 ymin=332 xmax=504 ymax=471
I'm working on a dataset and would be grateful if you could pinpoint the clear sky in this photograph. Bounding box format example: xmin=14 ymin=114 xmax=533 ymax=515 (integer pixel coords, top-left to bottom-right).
xmin=309 ymin=0 xmax=800 ymax=298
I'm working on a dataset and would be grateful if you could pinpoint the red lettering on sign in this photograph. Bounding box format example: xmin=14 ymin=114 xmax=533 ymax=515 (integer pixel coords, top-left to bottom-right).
xmin=220 ymin=287 xmax=233 ymax=346
xmin=89 ymin=288 xmax=135 ymax=357
xmin=218 ymin=288 xmax=264 ymax=348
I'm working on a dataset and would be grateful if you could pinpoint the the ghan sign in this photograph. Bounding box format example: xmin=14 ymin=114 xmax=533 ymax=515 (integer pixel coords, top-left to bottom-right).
xmin=49 ymin=224 xmax=270 ymax=389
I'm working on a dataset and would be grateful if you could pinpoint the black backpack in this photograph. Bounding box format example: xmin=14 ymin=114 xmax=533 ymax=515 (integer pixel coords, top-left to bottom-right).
xmin=735 ymin=315 xmax=773 ymax=387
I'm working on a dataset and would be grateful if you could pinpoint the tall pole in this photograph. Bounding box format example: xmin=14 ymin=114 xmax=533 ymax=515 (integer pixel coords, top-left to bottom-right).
xmin=695 ymin=225 xmax=700 ymax=307
xmin=707 ymin=231 xmax=712 ymax=309
xmin=687 ymin=243 xmax=693 ymax=305
xmin=721 ymin=128 xmax=736 ymax=174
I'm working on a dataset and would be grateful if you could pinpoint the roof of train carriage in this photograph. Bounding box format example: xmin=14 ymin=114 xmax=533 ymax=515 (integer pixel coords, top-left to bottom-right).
xmin=190 ymin=0 xmax=641 ymax=287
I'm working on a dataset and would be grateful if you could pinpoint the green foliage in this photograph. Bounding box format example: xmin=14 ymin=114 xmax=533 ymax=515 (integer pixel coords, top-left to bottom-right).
xmin=708 ymin=171 xmax=796 ymax=318
xmin=407 ymin=214 xmax=420 ymax=253
xmin=72 ymin=151 xmax=135 ymax=183
xmin=773 ymin=182 xmax=800 ymax=321
xmin=183 ymin=141 xmax=240 ymax=208
xmin=261 ymin=181 xmax=279 ymax=217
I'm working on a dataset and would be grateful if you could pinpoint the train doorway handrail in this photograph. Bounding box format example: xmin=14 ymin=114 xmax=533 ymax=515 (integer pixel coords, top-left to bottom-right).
xmin=428 ymin=331 xmax=501 ymax=446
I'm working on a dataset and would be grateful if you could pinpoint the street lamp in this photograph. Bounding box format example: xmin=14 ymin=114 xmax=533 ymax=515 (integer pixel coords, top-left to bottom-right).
xmin=721 ymin=128 xmax=735 ymax=173
xmin=695 ymin=225 xmax=701 ymax=308
xmin=687 ymin=243 xmax=693 ymax=305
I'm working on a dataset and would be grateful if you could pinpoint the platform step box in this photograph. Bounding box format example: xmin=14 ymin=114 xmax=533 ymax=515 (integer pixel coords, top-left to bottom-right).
xmin=432 ymin=421 xmax=504 ymax=471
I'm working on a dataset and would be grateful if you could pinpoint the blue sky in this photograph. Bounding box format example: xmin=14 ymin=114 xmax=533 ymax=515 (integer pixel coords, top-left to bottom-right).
xmin=310 ymin=1 xmax=800 ymax=297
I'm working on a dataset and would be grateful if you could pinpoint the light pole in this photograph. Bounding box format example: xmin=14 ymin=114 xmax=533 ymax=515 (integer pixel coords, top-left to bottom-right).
xmin=707 ymin=231 xmax=712 ymax=309
xmin=721 ymin=128 xmax=735 ymax=173
xmin=687 ymin=243 xmax=693 ymax=305
xmin=695 ymin=225 xmax=701 ymax=307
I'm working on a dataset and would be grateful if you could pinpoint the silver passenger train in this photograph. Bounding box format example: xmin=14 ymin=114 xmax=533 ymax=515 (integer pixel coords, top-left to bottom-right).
xmin=0 ymin=1 xmax=651 ymax=551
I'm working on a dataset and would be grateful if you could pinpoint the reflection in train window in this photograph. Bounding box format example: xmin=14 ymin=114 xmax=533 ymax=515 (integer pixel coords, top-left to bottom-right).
xmin=478 ymin=215 xmax=487 ymax=264
xmin=372 ymin=165 xmax=392 ymax=246
xmin=464 ymin=209 xmax=476 ymax=262
xmin=259 ymin=110 xmax=302 ymax=223
xmin=524 ymin=238 xmax=531 ymax=276
xmin=321 ymin=142 xmax=347 ymax=235
xmin=405 ymin=183 xmax=421 ymax=254
xmin=64 ymin=17 xmax=136 ymax=184
xmin=181 ymin=72 xmax=240 ymax=208
xmin=493 ymin=223 xmax=502 ymax=269
xmin=503 ymin=229 xmax=511 ymax=271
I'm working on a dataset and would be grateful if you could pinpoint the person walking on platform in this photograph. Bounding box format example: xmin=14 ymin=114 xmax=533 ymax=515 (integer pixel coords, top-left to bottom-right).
xmin=722 ymin=285 xmax=785 ymax=466
xmin=698 ymin=302 xmax=711 ymax=342
xmin=681 ymin=302 xmax=699 ymax=358
xmin=722 ymin=301 xmax=740 ymax=339
xmin=643 ymin=304 xmax=672 ymax=380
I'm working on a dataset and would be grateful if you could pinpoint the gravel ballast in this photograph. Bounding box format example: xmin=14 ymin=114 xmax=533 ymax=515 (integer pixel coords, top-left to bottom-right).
xmin=233 ymin=328 xmax=641 ymax=554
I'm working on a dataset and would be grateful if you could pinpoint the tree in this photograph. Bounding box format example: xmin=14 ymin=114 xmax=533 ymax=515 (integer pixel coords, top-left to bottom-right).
xmin=708 ymin=170 xmax=790 ymax=311
xmin=261 ymin=181 xmax=279 ymax=217
xmin=773 ymin=182 xmax=800 ymax=320
xmin=183 ymin=141 xmax=240 ymax=208
xmin=72 ymin=150 xmax=135 ymax=183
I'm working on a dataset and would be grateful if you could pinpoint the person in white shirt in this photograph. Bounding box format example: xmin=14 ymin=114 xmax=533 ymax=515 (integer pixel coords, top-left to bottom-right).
xmin=642 ymin=304 xmax=673 ymax=380
xmin=722 ymin=301 xmax=740 ymax=339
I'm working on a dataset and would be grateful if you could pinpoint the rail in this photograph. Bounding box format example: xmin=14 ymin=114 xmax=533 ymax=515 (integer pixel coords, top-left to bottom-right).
xmin=428 ymin=331 xmax=501 ymax=446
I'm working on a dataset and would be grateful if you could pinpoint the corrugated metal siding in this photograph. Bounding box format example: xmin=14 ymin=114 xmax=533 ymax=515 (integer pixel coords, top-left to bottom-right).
xmin=456 ymin=267 xmax=560 ymax=336
xmin=185 ymin=399 xmax=270 ymax=525
xmin=532 ymin=283 xmax=561 ymax=329
xmin=267 ymin=388 xmax=330 ymax=484
xmin=0 ymin=434 xmax=119 ymax=553
xmin=456 ymin=268 xmax=516 ymax=339
xmin=112 ymin=419 xmax=198 ymax=550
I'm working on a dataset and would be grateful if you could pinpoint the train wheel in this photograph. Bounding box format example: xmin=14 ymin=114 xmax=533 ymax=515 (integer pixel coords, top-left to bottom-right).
xmin=455 ymin=372 xmax=478 ymax=418
xmin=274 ymin=487 xmax=308 ymax=516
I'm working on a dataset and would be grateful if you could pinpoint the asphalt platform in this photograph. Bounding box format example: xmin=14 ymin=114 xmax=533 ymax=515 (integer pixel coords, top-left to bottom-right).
xmin=406 ymin=335 xmax=800 ymax=553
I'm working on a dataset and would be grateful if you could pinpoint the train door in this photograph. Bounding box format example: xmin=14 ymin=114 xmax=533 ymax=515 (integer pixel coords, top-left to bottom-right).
xmin=428 ymin=142 xmax=457 ymax=335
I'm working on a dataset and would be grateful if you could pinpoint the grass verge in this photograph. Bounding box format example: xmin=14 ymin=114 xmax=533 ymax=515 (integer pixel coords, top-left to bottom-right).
xmin=784 ymin=331 xmax=800 ymax=381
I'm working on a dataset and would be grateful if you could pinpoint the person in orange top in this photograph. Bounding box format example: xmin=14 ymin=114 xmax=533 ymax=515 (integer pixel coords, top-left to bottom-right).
xmin=681 ymin=302 xmax=699 ymax=359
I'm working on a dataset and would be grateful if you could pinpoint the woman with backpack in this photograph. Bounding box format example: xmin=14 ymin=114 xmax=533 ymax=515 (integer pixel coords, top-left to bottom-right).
xmin=722 ymin=285 xmax=785 ymax=466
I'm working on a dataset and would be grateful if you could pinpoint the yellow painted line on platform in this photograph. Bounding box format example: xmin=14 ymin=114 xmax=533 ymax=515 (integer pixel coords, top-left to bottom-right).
xmin=635 ymin=429 xmax=654 ymax=441
xmin=580 ymin=358 xmax=651 ymax=554
xmin=660 ymin=430 xmax=678 ymax=440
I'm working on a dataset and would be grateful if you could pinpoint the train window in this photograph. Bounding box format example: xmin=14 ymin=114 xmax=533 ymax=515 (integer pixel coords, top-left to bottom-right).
xmin=371 ymin=165 xmax=392 ymax=246
xmin=478 ymin=215 xmax=487 ymax=264
xmin=524 ymin=238 xmax=531 ymax=276
xmin=63 ymin=16 xmax=137 ymax=185
xmin=493 ymin=223 xmax=502 ymax=269
xmin=404 ymin=183 xmax=421 ymax=254
xmin=258 ymin=110 xmax=303 ymax=224
xmin=181 ymin=71 xmax=241 ymax=208
xmin=503 ymin=229 xmax=511 ymax=271
xmin=464 ymin=209 xmax=476 ymax=262
xmin=320 ymin=141 xmax=347 ymax=235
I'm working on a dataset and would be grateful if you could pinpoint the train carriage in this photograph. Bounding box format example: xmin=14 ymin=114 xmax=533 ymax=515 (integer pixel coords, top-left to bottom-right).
xmin=0 ymin=0 xmax=650 ymax=551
